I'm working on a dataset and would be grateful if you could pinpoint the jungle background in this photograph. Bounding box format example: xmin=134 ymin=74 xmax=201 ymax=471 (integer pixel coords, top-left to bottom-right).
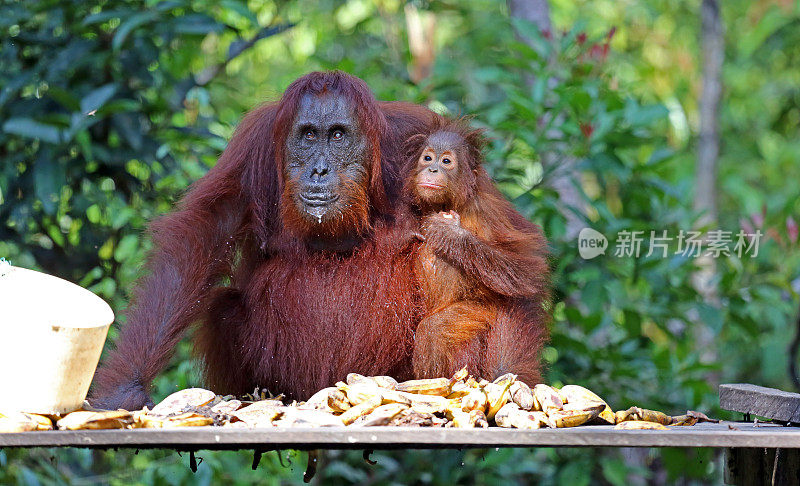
xmin=1 ymin=0 xmax=799 ymax=484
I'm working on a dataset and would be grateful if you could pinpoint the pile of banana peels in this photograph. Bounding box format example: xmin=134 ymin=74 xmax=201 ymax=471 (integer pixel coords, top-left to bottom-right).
xmin=0 ymin=368 xmax=714 ymax=432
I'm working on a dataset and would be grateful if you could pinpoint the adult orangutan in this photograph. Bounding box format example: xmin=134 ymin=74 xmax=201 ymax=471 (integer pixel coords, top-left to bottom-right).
xmin=91 ymin=71 xmax=549 ymax=410
xmin=403 ymin=118 xmax=550 ymax=385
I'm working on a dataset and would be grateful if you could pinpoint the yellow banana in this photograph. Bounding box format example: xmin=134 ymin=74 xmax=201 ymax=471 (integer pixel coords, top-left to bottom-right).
xmin=275 ymin=408 xmax=343 ymax=427
xmin=346 ymin=374 xmax=398 ymax=390
xmin=670 ymin=414 xmax=698 ymax=426
xmin=451 ymin=366 xmax=469 ymax=382
xmin=350 ymin=403 xmax=408 ymax=427
xmin=494 ymin=402 xmax=521 ymax=428
xmin=57 ymin=411 xmax=132 ymax=430
xmin=615 ymin=407 xmax=672 ymax=425
xmin=548 ymin=409 xmax=598 ymax=428
xmin=396 ymin=378 xmax=452 ymax=396
xmin=137 ymin=412 xmax=214 ymax=428
xmin=231 ymin=406 xmax=282 ymax=427
xmin=396 ymin=392 xmax=449 ymax=414
xmin=469 ymin=410 xmax=489 ymax=428
xmin=533 ymin=384 xmax=564 ymax=412
xmin=449 ymin=410 xmax=474 ymax=428
xmin=495 ymin=403 xmax=549 ymax=429
xmin=465 ymin=377 xmax=481 ymax=389
xmin=509 ymin=381 xmax=535 ymax=411
xmin=559 ymin=385 xmax=607 ymax=406
xmin=614 ymin=420 xmax=668 ymax=430
xmin=149 ymin=388 xmax=216 ymax=416
xmin=447 ymin=381 xmax=472 ymax=398
xmin=339 ymin=395 xmax=382 ymax=425
xmin=492 ymin=373 xmax=517 ymax=388
xmin=460 ymin=389 xmax=488 ymax=413
xmin=372 ymin=376 xmax=399 ymax=390
xmin=485 ymin=381 xmax=513 ymax=420
xmin=211 ymin=399 xmax=243 ymax=414
xmin=303 ymin=387 xmax=337 ymax=411
xmin=0 ymin=417 xmax=38 ymax=433
xmin=559 ymin=385 xmax=614 ymax=425
xmin=327 ymin=389 xmax=351 ymax=413
xmin=597 ymin=407 xmax=616 ymax=425
xmin=635 ymin=408 xmax=673 ymax=425
xmin=563 ymin=402 xmax=605 ymax=415
xmin=343 ymin=382 xmax=383 ymax=406
xmin=379 ymin=389 xmax=412 ymax=406
xmin=0 ymin=412 xmax=54 ymax=432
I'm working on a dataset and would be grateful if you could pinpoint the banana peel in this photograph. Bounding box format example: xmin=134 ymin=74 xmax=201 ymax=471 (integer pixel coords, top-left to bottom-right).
xmin=396 ymin=378 xmax=452 ymax=396
xmin=57 ymin=410 xmax=133 ymax=431
xmin=614 ymin=420 xmax=669 ymax=430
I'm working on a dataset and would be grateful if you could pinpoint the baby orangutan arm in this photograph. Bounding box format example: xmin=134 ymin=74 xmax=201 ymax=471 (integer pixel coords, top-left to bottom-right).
xmin=421 ymin=211 xmax=548 ymax=299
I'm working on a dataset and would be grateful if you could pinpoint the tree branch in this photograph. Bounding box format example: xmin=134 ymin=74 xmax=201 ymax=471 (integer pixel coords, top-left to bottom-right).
xmin=194 ymin=23 xmax=295 ymax=86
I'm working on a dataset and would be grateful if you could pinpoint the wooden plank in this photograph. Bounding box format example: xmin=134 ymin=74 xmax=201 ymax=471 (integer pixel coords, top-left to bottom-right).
xmin=0 ymin=423 xmax=799 ymax=450
xmin=720 ymin=384 xmax=800 ymax=422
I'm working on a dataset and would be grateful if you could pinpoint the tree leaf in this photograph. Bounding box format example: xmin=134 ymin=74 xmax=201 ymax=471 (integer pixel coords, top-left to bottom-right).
xmin=33 ymin=153 xmax=65 ymax=215
xmin=47 ymin=86 xmax=81 ymax=111
xmin=154 ymin=0 xmax=187 ymax=12
xmin=172 ymin=13 xmax=225 ymax=35
xmin=80 ymin=84 xmax=117 ymax=114
xmin=624 ymin=103 xmax=668 ymax=127
xmin=2 ymin=118 xmax=62 ymax=144
xmin=114 ymin=234 xmax=140 ymax=262
xmin=112 ymin=12 xmax=159 ymax=50
xmin=0 ymin=72 xmax=33 ymax=108
xmin=531 ymin=75 xmax=546 ymax=105
xmin=82 ymin=9 xmax=132 ymax=25
xmin=220 ymin=0 xmax=259 ymax=25
xmin=112 ymin=112 xmax=142 ymax=150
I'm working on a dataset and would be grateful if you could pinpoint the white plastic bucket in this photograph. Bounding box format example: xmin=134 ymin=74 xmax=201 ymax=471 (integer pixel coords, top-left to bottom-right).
xmin=0 ymin=263 xmax=113 ymax=414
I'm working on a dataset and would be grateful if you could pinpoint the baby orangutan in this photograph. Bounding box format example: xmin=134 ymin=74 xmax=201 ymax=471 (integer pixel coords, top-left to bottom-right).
xmin=404 ymin=119 xmax=550 ymax=384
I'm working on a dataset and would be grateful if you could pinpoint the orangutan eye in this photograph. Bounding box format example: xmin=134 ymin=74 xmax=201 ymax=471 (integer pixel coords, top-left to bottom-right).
xmin=423 ymin=155 xmax=432 ymax=161
xmin=304 ymin=130 xmax=316 ymax=140
xmin=331 ymin=130 xmax=344 ymax=141
xmin=442 ymin=158 xmax=451 ymax=165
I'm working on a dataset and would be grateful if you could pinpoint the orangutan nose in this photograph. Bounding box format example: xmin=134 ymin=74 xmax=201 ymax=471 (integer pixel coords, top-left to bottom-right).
xmin=310 ymin=160 xmax=330 ymax=180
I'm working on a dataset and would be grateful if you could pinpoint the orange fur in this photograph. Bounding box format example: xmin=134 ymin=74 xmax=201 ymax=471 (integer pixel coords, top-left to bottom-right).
xmin=405 ymin=119 xmax=551 ymax=382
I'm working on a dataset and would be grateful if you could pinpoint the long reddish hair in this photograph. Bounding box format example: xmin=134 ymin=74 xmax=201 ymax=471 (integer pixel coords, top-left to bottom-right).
xmin=240 ymin=71 xmax=391 ymax=246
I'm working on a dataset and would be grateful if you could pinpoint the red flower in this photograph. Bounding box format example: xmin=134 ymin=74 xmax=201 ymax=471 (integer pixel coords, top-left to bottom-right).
xmin=787 ymin=216 xmax=798 ymax=244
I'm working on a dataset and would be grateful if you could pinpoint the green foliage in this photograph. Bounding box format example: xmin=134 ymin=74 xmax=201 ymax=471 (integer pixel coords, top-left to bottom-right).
xmin=1 ymin=0 xmax=799 ymax=485
xmin=0 ymin=0 xmax=238 ymax=308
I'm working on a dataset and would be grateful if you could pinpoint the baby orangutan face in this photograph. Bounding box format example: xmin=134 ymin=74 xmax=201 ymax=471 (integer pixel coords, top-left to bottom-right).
xmin=412 ymin=131 xmax=475 ymax=210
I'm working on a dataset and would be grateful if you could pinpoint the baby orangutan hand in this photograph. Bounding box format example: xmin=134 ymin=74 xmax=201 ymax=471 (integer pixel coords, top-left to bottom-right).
xmin=438 ymin=210 xmax=461 ymax=226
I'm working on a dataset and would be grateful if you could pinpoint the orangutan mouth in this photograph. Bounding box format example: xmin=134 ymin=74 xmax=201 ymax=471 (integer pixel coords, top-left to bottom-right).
xmin=301 ymin=193 xmax=340 ymax=207
xmin=418 ymin=182 xmax=445 ymax=190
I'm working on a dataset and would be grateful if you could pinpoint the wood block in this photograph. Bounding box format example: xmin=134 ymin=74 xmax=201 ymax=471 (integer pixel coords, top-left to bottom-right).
xmin=720 ymin=384 xmax=800 ymax=422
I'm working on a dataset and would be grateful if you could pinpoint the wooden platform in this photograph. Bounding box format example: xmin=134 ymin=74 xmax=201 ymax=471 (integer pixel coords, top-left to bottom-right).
xmin=0 ymin=422 xmax=796 ymax=451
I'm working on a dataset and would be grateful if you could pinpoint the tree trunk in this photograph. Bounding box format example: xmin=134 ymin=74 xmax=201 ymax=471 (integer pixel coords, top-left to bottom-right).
xmin=405 ymin=4 xmax=436 ymax=84
xmin=695 ymin=0 xmax=723 ymax=228
xmin=507 ymin=0 xmax=585 ymax=240
xmin=692 ymin=0 xmax=724 ymax=358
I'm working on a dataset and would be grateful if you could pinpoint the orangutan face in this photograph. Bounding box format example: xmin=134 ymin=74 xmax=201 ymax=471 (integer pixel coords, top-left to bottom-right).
xmin=284 ymin=93 xmax=371 ymax=227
